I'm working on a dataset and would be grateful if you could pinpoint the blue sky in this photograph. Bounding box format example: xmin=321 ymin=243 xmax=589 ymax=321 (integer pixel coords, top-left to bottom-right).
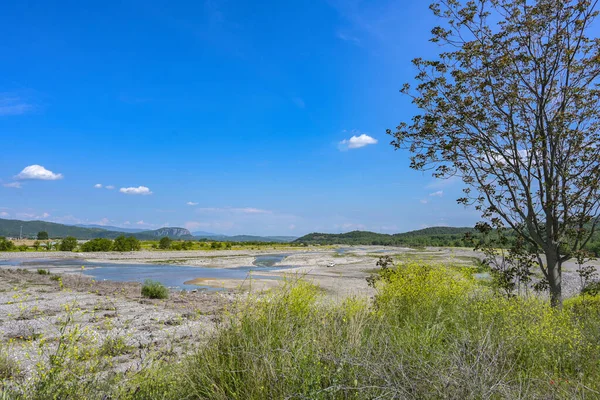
xmin=0 ymin=0 xmax=480 ymax=236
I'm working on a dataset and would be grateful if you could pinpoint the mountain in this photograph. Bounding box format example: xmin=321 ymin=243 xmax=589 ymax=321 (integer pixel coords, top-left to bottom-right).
xmin=0 ymin=218 xmax=193 ymax=240
xmin=192 ymin=231 xmax=222 ymax=237
xmin=294 ymin=227 xmax=475 ymax=246
xmin=0 ymin=218 xmax=294 ymax=242
xmin=141 ymin=227 xmax=193 ymax=238
xmin=75 ymin=224 xmax=146 ymax=234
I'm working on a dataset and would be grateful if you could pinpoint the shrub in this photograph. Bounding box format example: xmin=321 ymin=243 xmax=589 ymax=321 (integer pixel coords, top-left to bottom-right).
xmin=0 ymin=351 xmax=20 ymax=380
xmin=141 ymin=280 xmax=169 ymax=299
xmin=37 ymin=269 xmax=50 ymax=275
xmin=581 ymin=280 xmax=600 ymax=296
xmin=59 ymin=236 xmax=78 ymax=251
xmin=80 ymin=238 xmax=113 ymax=252
xmin=17 ymin=244 xmax=28 ymax=252
xmin=0 ymin=237 xmax=15 ymax=251
xmin=113 ymin=235 xmax=141 ymax=252
xmin=99 ymin=336 xmax=133 ymax=357
xmin=158 ymin=237 xmax=172 ymax=250
xmin=37 ymin=231 xmax=49 ymax=240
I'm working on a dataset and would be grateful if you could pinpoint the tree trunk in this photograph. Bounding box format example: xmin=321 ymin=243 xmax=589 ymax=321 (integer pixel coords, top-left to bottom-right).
xmin=546 ymin=252 xmax=562 ymax=308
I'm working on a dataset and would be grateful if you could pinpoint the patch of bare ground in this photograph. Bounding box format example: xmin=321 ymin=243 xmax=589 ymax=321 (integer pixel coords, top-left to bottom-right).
xmin=0 ymin=268 xmax=233 ymax=380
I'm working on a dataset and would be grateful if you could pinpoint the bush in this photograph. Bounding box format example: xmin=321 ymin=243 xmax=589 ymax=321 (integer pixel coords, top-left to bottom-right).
xmin=80 ymin=238 xmax=113 ymax=252
xmin=113 ymin=235 xmax=141 ymax=252
xmin=141 ymin=280 xmax=169 ymax=299
xmin=581 ymin=280 xmax=600 ymax=296
xmin=37 ymin=269 xmax=50 ymax=275
xmin=0 ymin=237 xmax=15 ymax=251
xmin=59 ymin=236 xmax=78 ymax=251
xmin=17 ymin=244 xmax=28 ymax=252
xmin=158 ymin=237 xmax=172 ymax=250
xmin=37 ymin=231 xmax=49 ymax=240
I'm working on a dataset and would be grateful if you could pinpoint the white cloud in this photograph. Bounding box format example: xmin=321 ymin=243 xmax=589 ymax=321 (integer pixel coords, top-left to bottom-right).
xmin=16 ymin=165 xmax=63 ymax=181
xmin=429 ymin=190 xmax=444 ymax=197
xmin=420 ymin=199 xmax=429 ymax=204
xmin=338 ymin=132 xmax=378 ymax=151
xmin=292 ymin=97 xmax=305 ymax=109
xmin=336 ymin=31 xmax=361 ymax=45
xmin=105 ymin=185 xmax=115 ymax=190
xmin=123 ymin=221 xmax=131 ymax=225
xmin=94 ymin=183 xmax=103 ymax=189
xmin=3 ymin=182 xmax=22 ymax=188
xmin=0 ymin=94 xmax=33 ymax=116
xmin=289 ymin=224 xmax=296 ymax=230
xmin=187 ymin=201 xmax=199 ymax=206
xmin=120 ymin=186 xmax=152 ymax=195
xmin=0 ymin=211 xmax=9 ymax=217
xmin=195 ymin=207 xmax=271 ymax=214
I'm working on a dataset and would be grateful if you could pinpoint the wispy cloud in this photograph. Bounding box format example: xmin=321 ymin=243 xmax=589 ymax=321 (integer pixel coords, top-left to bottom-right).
xmin=94 ymin=183 xmax=103 ymax=189
xmin=291 ymin=97 xmax=305 ymax=109
xmin=3 ymin=182 xmax=22 ymax=189
xmin=420 ymin=199 xmax=429 ymax=204
xmin=120 ymin=186 xmax=152 ymax=195
xmin=187 ymin=201 xmax=199 ymax=206
xmin=429 ymin=190 xmax=443 ymax=197
xmin=0 ymin=211 xmax=9 ymax=217
xmin=15 ymin=165 xmax=63 ymax=181
xmin=0 ymin=93 xmax=33 ymax=116
xmin=196 ymin=207 xmax=271 ymax=214
xmin=105 ymin=185 xmax=115 ymax=190
xmin=338 ymin=132 xmax=378 ymax=151
xmin=336 ymin=31 xmax=361 ymax=45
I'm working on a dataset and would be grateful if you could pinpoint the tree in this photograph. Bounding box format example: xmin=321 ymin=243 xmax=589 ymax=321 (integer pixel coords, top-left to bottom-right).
xmin=37 ymin=231 xmax=49 ymax=240
xmin=113 ymin=235 xmax=141 ymax=252
xmin=81 ymin=238 xmax=113 ymax=252
xmin=158 ymin=236 xmax=172 ymax=250
xmin=59 ymin=236 xmax=78 ymax=252
xmin=391 ymin=0 xmax=600 ymax=307
xmin=0 ymin=237 xmax=15 ymax=251
xmin=33 ymin=240 xmax=41 ymax=251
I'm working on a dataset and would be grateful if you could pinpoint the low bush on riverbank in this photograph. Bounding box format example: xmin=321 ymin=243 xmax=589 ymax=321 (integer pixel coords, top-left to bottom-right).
xmin=141 ymin=279 xmax=169 ymax=299
xmin=3 ymin=264 xmax=600 ymax=399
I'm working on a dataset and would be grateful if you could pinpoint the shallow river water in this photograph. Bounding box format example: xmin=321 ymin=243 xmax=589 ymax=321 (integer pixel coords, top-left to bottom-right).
xmin=0 ymin=255 xmax=293 ymax=291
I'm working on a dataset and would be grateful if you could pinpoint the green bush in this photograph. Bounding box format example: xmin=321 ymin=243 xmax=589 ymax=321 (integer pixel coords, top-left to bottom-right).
xmin=37 ymin=269 xmax=50 ymax=275
xmin=59 ymin=236 xmax=78 ymax=251
xmin=113 ymin=235 xmax=141 ymax=252
xmin=158 ymin=237 xmax=172 ymax=249
xmin=581 ymin=280 xmax=600 ymax=296
xmin=0 ymin=237 xmax=15 ymax=251
xmin=141 ymin=280 xmax=169 ymax=299
xmin=80 ymin=238 xmax=113 ymax=252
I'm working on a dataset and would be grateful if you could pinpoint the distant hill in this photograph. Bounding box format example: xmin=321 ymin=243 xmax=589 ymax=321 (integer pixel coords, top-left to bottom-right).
xmin=142 ymin=227 xmax=193 ymax=238
xmin=75 ymin=224 xmax=146 ymax=234
xmin=294 ymin=227 xmax=475 ymax=247
xmin=0 ymin=218 xmax=296 ymax=242
xmin=192 ymin=231 xmax=221 ymax=237
xmin=0 ymin=218 xmax=192 ymax=240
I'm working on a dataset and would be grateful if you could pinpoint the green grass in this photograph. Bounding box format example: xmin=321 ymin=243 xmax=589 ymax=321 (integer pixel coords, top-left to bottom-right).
xmin=4 ymin=264 xmax=600 ymax=399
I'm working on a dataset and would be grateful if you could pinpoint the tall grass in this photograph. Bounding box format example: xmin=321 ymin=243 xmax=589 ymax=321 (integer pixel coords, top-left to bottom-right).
xmin=4 ymin=264 xmax=600 ymax=399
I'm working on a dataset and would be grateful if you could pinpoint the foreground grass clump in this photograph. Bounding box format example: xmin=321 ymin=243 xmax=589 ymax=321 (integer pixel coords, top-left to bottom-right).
xmin=5 ymin=264 xmax=600 ymax=399
xmin=120 ymin=265 xmax=600 ymax=399
xmin=141 ymin=279 xmax=169 ymax=299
